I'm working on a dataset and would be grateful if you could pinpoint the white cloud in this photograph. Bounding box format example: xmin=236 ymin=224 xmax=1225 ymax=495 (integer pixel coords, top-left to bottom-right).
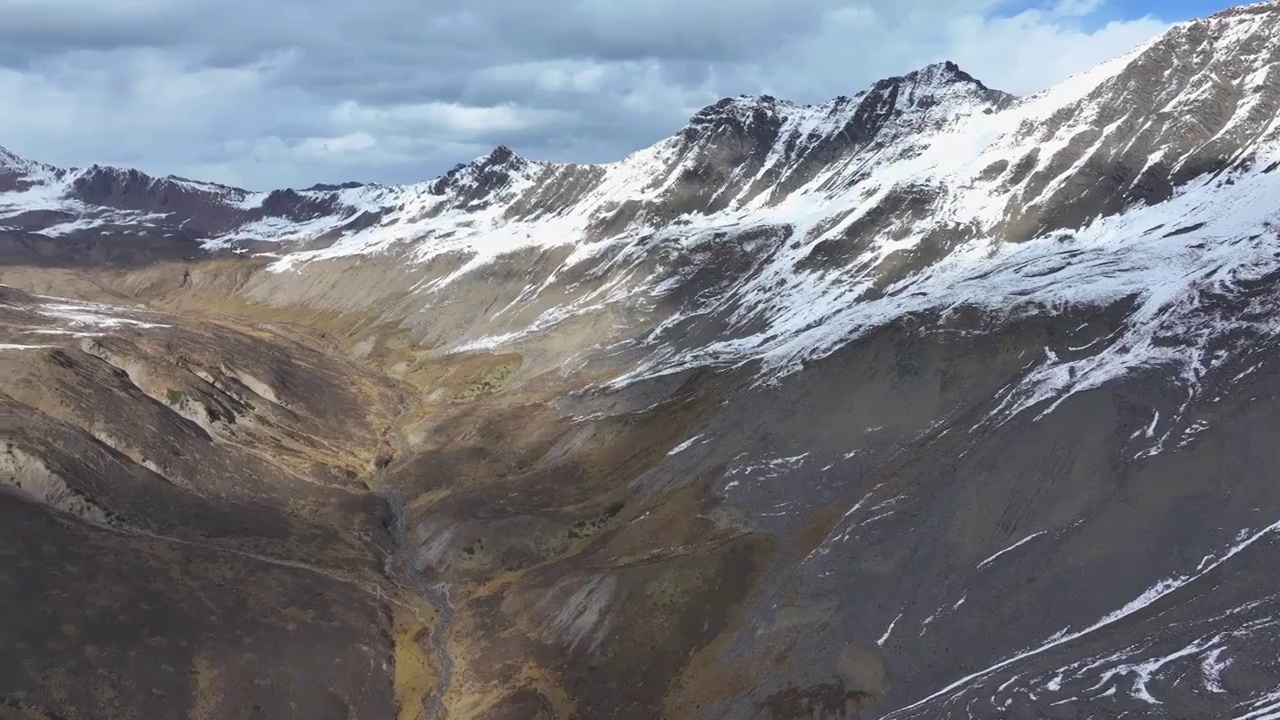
xmin=744 ymin=1 xmax=1169 ymax=98
xmin=292 ymin=132 xmax=377 ymax=158
xmin=1052 ymin=0 xmax=1107 ymax=18
xmin=0 ymin=48 xmax=296 ymax=151
xmin=941 ymin=6 xmax=1169 ymax=95
xmin=533 ymin=64 xmax=609 ymax=94
xmin=330 ymin=100 xmax=570 ymax=137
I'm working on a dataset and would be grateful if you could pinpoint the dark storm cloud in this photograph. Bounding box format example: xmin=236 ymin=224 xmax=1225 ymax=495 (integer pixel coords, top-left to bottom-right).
xmin=0 ymin=0 xmax=1171 ymax=189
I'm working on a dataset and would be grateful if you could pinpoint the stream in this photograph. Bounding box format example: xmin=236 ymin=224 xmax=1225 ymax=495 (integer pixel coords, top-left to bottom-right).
xmin=380 ymin=466 xmax=456 ymax=720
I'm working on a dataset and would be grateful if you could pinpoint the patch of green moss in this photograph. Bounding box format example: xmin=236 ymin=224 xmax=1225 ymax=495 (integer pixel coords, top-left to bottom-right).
xmin=458 ymin=362 xmax=520 ymax=400
xmin=567 ymin=501 xmax=626 ymax=540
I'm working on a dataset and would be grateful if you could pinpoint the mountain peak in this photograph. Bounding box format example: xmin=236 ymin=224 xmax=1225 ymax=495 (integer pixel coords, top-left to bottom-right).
xmin=860 ymin=60 xmax=1013 ymax=111
xmin=1208 ymin=0 xmax=1279 ymax=18
xmin=682 ymin=95 xmax=792 ymax=141
xmin=0 ymin=145 xmax=55 ymax=189
xmin=683 ymin=60 xmax=1008 ymax=138
xmin=0 ymin=145 xmax=35 ymax=173
xmin=891 ymin=61 xmax=997 ymax=93
xmin=452 ymin=144 xmax=528 ymax=173
xmin=893 ymin=60 xmax=968 ymax=84
xmin=427 ymin=144 xmax=534 ymax=203
xmin=486 ymin=144 xmax=521 ymax=163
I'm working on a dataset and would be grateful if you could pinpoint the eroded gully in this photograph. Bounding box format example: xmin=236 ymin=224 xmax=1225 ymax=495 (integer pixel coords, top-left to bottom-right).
xmin=378 ymin=400 xmax=456 ymax=720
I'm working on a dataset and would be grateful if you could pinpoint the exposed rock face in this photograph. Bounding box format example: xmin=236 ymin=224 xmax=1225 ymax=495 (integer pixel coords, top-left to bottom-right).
xmin=4 ymin=3 xmax=1280 ymax=720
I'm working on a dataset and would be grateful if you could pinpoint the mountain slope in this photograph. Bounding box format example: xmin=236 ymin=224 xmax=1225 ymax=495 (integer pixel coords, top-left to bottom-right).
xmin=4 ymin=3 xmax=1280 ymax=719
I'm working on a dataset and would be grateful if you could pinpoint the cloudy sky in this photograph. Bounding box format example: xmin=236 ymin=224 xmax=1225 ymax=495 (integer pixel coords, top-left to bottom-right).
xmin=0 ymin=0 xmax=1233 ymax=189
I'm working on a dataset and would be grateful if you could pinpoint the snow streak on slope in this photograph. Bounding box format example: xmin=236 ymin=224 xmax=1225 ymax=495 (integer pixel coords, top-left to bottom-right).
xmin=884 ymin=516 xmax=1280 ymax=718
xmin=0 ymin=291 xmax=170 ymax=337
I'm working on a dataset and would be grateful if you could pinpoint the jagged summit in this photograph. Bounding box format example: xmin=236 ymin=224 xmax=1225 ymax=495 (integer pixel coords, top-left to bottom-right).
xmin=433 ymin=144 xmax=530 ymax=180
xmin=0 ymin=144 xmax=46 ymax=176
xmin=865 ymin=60 xmax=1007 ymax=98
xmin=683 ymin=61 xmax=1010 ymax=137
xmin=424 ymin=143 xmax=538 ymax=209
xmin=872 ymin=60 xmax=1013 ymax=108
xmin=1210 ymin=0 xmax=1279 ymax=18
xmin=0 ymin=144 xmax=56 ymax=192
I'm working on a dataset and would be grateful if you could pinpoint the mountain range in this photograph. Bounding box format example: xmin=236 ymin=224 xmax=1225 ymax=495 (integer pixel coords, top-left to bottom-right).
xmin=3 ymin=2 xmax=1280 ymax=719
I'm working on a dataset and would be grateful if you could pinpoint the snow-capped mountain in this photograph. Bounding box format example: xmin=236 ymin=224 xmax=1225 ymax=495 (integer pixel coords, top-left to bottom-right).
xmin=5 ymin=5 xmax=1279 ymax=390
xmin=4 ymin=3 xmax=1280 ymax=720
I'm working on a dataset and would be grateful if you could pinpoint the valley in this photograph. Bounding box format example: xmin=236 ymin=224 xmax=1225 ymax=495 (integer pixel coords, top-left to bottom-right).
xmin=4 ymin=3 xmax=1280 ymax=718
